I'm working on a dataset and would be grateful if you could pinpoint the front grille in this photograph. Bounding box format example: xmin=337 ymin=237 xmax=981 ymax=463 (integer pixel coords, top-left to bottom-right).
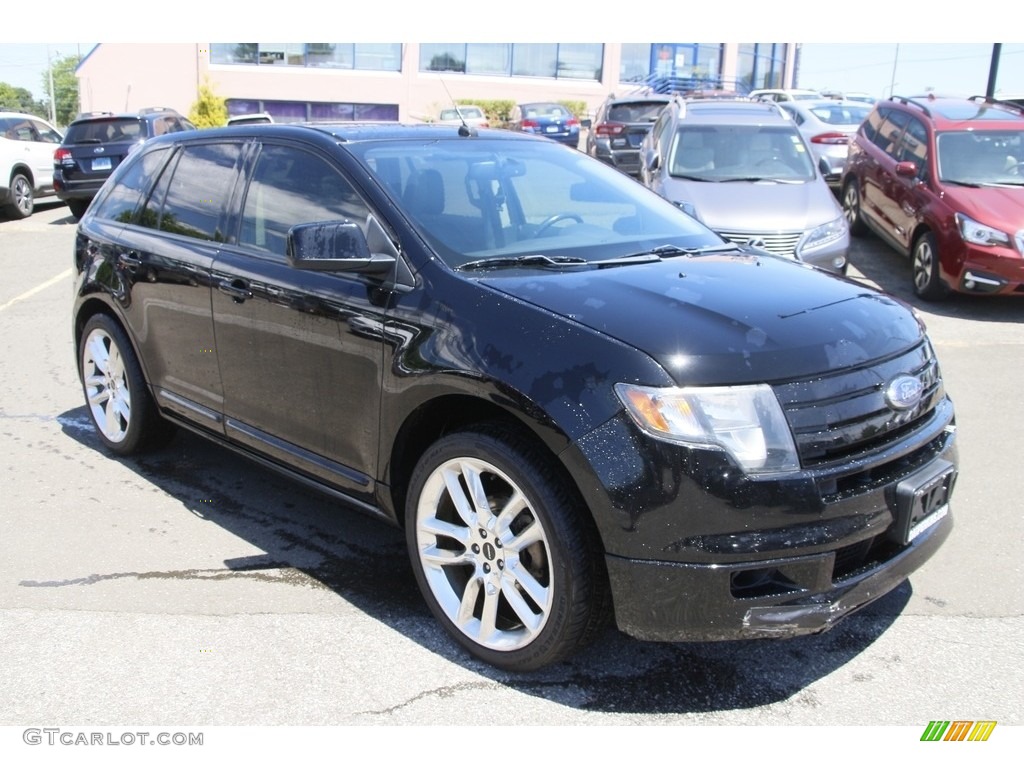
xmin=716 ymin=230 xmax=802 ymax=258
xmin=773 ymin=340 xmax=944 ymax=468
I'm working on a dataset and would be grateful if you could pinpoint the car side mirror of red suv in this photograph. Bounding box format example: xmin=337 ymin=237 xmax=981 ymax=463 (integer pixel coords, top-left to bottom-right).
xmin=894 ymin=161 xmax=919 ymax=178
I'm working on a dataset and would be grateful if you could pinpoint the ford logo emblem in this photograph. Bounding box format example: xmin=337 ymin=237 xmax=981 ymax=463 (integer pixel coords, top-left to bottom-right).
xmin=885 ymin=375 xmax=924 ymax=411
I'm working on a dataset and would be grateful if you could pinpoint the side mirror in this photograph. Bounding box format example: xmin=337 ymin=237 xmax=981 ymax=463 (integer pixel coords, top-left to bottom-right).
xmin=894 ymin=161 xmax=919 ymax=178
xmin=580 ymin=118 xmax=593 ymax=129
xmin=287 ymin=221 xmax=395 ymax=276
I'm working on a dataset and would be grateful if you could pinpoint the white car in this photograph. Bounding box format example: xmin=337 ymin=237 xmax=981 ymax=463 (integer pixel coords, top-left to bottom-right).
xmin=748 ymin=88 xmax=823 ymax=103
xmin=0 ymin=111 xmax=63 ymax=219
xmin=778 ymin=99 xmax=873 ymax=187
xmin=437 ymin=105 xmax=489 ymax=129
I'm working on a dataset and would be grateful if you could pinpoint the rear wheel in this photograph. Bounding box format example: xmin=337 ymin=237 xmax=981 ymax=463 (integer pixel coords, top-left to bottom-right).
xmin=912 ymin=232 xmax=949 ymax=301
xmin=406 ymin=426 xmax=607 ymax=671
xmin=79 ymin=314 xmax=175 ymax=454
xmin=5 ymin=173 xmax=34 ymax=219
xmin=841 ymin=179 xmax=867 ymax=236
xmin=67 ymin=199 xmax=90 ymax=219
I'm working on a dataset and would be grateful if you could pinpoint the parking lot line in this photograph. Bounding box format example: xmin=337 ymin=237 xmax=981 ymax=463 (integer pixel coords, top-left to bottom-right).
xmin=0 ymin=268 xmax=73 ymax=312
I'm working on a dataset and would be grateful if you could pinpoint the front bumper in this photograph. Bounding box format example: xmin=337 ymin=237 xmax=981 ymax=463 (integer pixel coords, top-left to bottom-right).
xmin=949 ymin=243 xmax=1024 ymax=296
xmin=607 ymin=501 xmax=950 ymax=641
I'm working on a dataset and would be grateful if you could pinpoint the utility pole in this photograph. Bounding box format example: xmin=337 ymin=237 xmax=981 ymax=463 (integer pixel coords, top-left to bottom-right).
xmin=47 ymin=45 xmax=57 ymax=124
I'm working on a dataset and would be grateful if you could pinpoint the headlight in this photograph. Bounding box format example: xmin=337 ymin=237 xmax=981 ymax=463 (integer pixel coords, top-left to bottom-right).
xmin=955 ymin=213 xmax=1013 ymax=249
xmin=799 ymin=215 xmax=847 ymax=253
xmin=615 ymin=382 xmax=800 ymax=475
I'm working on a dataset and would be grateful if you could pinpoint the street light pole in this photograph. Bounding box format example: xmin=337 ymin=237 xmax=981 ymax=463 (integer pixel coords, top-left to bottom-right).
xmin=888 ymin=44 xmax=900 ymax=99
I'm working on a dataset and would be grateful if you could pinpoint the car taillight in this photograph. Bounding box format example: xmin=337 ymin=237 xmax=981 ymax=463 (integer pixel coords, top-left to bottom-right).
xmin=521 ymin=119 xmax=540 ymax=129
xmin=811 ymin=132 xmax=850 ymax=145
xmin=567 ymin=117 xmax=580 ymax=128
xmin=54 ymin=147 xmax=73 ymax=165
xmin=595 ymin=122 xmax=626 ymax=136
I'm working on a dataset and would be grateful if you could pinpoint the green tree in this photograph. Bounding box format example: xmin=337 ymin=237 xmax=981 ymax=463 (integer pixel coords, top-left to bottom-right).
xmin=188 ymin=78 xmax=228 ymax=128
xmin=42 ymin=54 xmax=82 ymax=126
xmin=0 ymin=83 xmax=46 ymax=115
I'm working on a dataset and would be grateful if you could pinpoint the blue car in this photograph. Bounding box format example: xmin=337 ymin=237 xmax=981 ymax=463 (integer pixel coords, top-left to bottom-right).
xmin=508 ymin=102 xmax=580 ymax=147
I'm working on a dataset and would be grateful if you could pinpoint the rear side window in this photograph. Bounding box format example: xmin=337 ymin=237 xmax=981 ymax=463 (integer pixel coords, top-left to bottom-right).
xmin=91 ymin=147 xmax=172 ymax=224
xmin=141 ymin=142 xmax=243 ymax=241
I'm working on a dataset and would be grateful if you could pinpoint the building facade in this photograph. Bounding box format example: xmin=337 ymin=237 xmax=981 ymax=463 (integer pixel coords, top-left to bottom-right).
xmin=76 ymin=43 xmax=800 ymax=123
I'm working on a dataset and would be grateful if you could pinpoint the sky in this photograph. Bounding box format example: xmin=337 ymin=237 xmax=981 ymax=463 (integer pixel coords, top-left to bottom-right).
xmin=1 ymin=3 xmax=1021 ymax=102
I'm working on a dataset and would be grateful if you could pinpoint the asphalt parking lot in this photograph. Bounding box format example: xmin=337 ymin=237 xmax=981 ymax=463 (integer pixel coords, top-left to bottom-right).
xmin=0 ymin=201 xmax=1021 ymax=738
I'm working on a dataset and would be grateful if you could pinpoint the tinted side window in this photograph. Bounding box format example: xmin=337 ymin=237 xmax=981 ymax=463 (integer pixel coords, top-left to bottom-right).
xmin=91 ymin=147 xmax=172 ymax=224
xmin=31 ymin=120 xmax=62 ymax=143
xmin=239 ymin=144 xmax=371 ymax=259
xmin=897 ymin=117 xmax=929 ymax=175
xmin=869 ymin=109 xmax=910 ymax=159
xmin=142 ymin=143 xmax=243 ymax=241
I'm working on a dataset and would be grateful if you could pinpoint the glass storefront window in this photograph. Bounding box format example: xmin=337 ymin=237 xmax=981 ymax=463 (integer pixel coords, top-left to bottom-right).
xmin=212 ymin=44 xmax=401 ymax=72
xmin=420 ymin=44 xmax=466 ymax=73
xmin=620 ymin=44 xmax=652 ymax=82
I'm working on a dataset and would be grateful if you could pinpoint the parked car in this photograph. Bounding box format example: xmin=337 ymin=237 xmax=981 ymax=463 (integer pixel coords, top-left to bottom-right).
xmin=507 ymin=102 xmax=580 ymax=147
xmin=0 ymin=111 xmax=63 ymax=218
xmin=227 ymin=112 xmax=274 ymax=126
xmin=749 ymin=88 xmax=823 ymax=103
xmin=585 ymin=94 xmax=671 ymax=175
xmin=778 ymin=99 xmax=873 ymax=187
xmin=639 ymin=97 xmax=850 ymax=274
xmin=437 ymin=105 xmax=489 ymax=129
xmin=73 ymin=121 xmax=956 ymax=671
xmin=841 ymin=94 xmax=1024 ymax=299
xmin=53 ymin=107 xmax=195 ymax=219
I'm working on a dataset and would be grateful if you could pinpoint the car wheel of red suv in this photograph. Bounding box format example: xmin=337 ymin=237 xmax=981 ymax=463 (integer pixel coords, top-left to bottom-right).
xmin=841 ymin=180 xmax=868 ymax=237
xmin=912 ymin=232 xmax=949 ymax=301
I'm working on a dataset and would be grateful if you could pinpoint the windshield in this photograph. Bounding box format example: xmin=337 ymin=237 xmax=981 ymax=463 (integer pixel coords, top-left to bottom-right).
xmin=347 ymin=137 xmax=723 ymax=269
xmin=937 ymin=130 xmax=1024 ymax=185
xmin=668 ymin=124 xmax=815 ymax=182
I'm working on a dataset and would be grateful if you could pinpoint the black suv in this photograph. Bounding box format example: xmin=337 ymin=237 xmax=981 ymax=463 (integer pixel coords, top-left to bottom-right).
xmin=585 ymin=94 xmax=672 ymax=175
xmin=53 ymin=107 xmax=194 ymax=218
xmin=73 ymin=122 xmax=957 ymax=671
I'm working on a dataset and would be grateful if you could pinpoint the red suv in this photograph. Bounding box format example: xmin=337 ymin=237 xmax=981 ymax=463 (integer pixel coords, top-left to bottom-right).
xmin=841 ymin=95 xmax=1024 ymax=299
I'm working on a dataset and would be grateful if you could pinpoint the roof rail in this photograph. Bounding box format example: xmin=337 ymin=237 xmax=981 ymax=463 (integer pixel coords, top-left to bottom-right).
xmin=889 ymin=95 xmax=932 ymax=118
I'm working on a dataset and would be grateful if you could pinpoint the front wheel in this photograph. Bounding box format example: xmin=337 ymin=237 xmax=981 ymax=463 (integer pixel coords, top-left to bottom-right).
xmin=406 ymin=426 xmax=606 ymax=671
xmin=79 ymin=314 xmax=175 ymax=454
xmin=912 ymin=232 xmax=949 ymax=301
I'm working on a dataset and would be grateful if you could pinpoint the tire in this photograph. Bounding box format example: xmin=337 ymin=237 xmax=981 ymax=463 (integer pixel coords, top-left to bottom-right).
xmin=79 ymin=314 xmax=175 ymax=455
xmin=841 ymin=179 xmax=867 ymax=237
xmin=911 ymin=232 xmax=949 ymax=301
xmin=4 ymin=172 xmax=34 ymax=219
xmin=67 ymin=199 xmax=90 ymax=220
xmin=406 ymin=425 xmax=607 ymax=671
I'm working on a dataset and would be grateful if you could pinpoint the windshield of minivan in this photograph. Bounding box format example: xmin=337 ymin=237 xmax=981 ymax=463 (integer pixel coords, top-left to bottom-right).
xmin=669 ymin=125 xmax=815 ymax=182
xmin=348 ymin=137 xmax=723 ymax=268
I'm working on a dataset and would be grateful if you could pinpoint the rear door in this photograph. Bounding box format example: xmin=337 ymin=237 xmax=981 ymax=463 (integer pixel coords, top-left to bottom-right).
xmin=102 ymin=140 xmax=246 ymax=431
xmin=210 ymin=141 xmax=386 ymax=503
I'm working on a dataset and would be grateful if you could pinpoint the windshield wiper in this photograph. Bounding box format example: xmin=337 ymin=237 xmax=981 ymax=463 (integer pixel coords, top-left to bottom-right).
xmin=615 ymin=243 xmax=742 ymax=261
xmin=718 ymin=176 xmax=803 ymax=184
xmin=456 ymin=254 xmax=588 ymax=271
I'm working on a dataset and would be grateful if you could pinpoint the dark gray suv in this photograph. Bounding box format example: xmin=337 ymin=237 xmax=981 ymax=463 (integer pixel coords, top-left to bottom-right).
xmin=53 ymin=107 xmax=194 ymax=218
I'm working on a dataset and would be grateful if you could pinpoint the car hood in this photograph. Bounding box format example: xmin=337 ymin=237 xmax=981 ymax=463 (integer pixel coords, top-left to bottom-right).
xmin=478 ymin=253 xmax=923 ymax=385
xmin=943 ymin=183 xmax=1024 ymax=230
xmin=660 ymin=177 xmax=842 ymax=231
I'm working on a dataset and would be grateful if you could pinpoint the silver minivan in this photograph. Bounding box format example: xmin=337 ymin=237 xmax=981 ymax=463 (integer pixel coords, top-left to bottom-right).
xmin=639 ymin=98 xmax=849 ymax=274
